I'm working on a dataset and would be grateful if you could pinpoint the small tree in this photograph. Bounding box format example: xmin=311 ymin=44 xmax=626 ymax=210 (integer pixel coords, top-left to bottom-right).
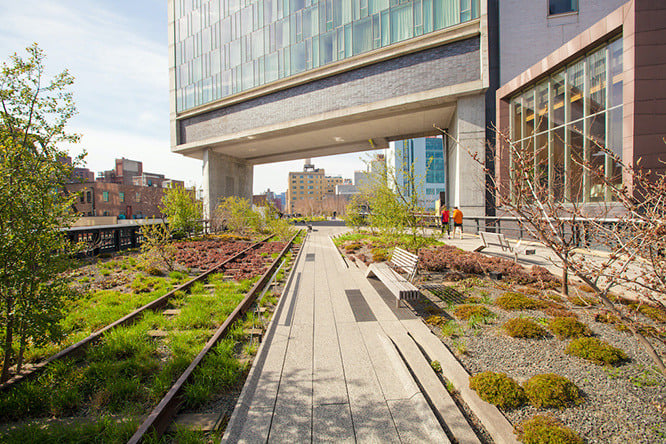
xmin=216 ymin=196 xmax=261 ymax=235
xmin=140 ymin=223 xmax=177 ymax=272
xmin=161 ymin=185 xmax=202 ymax=238
xmin=464 ymin=123 xmax=666 ymax=375
xmin=0 ymin=44 xmax=81 ymax=381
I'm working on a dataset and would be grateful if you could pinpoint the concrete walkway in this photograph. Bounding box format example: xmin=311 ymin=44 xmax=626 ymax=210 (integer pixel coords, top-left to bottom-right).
xmin=223 ymin=226 xmax=516 ymax=444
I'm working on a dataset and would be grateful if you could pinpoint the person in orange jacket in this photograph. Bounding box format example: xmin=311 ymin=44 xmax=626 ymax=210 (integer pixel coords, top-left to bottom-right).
xmin=452 ymin=206 xmax=463 ymax=239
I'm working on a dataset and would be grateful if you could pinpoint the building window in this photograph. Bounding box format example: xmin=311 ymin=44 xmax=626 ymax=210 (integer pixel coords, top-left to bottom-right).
xmin=548 ymin=0 xmax=578 ymax=16
xmin=86 ymin=191 xmax=92 ymax=203
xmin=136 ymin=192 xmax=141 ymax=202
xmin=102 ymin=191 xmax=109 ymax=202
xmin=509 ymin=37 xmax=622 ymax=203
xmin=79 ymin=192 xmax=85 ymax=203
xmin=119 ymin=192 xmax=125 ymax=202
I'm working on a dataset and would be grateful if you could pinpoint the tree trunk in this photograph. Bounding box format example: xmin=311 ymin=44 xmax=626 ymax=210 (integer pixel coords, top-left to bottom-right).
xmin=1 ymin=314 xmax=14 ymax=383
xmin=562 ymin=263 xmax=569 ymax=296
xmin=16 ymin=327 xmax=27 ymax=376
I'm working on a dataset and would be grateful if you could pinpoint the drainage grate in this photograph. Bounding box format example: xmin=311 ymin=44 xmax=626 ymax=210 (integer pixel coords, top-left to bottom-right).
xmin=305 ymin=253 xmax=315 ymax=262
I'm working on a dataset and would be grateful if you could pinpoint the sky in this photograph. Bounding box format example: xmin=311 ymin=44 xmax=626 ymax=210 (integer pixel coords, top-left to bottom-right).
xmin=0 ymin=0 xmax=373 ymax=194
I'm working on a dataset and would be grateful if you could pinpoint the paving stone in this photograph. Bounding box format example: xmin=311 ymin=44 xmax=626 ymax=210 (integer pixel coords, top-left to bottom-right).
xmin=163 ymin=309 xmax=181 ymax=316
xmin=313 ymin=403 xmax=355 ymax=443
xmin=147 ymin=330 xmax=168 ymax=338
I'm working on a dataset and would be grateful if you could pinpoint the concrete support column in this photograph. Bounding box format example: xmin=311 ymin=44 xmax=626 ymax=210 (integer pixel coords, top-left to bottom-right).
xmin=449 ymin=95 xmax=487 ymax=217
xmin=202 ymin=150 xmax=253 ymax=220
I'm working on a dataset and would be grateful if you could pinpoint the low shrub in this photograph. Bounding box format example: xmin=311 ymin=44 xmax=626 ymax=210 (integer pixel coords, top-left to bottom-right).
xmin=344 ymin=241 xmax=362 ymax=252
xmin=371 ymin=247 xmax=389 ymax=262
xmin=496 ymin=292 xmax=546 ymax=311
xmin=515 ymin=415 xmax=584 ymax=444
xmin=568 ymin=295 xmax=599 ymax=307
xmin=549 ymin=317 xmax=593 ymax=340
xmin=454 ymin=304 xmax=494 ymax=321
xmin=502 ymin=318 xmax=548 ymax=339
xmin=524 ymin=374 xmax=584 ymax=409
xmin=543 ymin=307 xmax=577 ymax=318
xmin=441 ymin=320 xmax=462 ymax=337
xmin=594 ymin=312 xmax=620 ymax=325
xmin=431 ymin=360 xmax=442 ymax=373
xmin=594 ymin=313 xmax=663 ymax=338
xmin=565 ymin=337 xmax=628 ymax=366
xmin=636 ymin=304 xmax=666 ymax=323
xmin=419 ymin=245 xmax=559 ymax=286
xmin=578 ymin=284 xmax=594 ymax=293
xmin=469 ymin=371 xmax=527 ymax=409
xmin=425 ymin=315 xmax=447 ymax=327
xmin=146 ymin=266 xmax=163 ymax=276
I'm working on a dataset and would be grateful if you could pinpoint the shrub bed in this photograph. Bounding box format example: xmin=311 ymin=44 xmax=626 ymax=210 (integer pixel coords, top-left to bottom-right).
xmin=495 ymin=292 xmax=546 ymax=311
xmin=549 ymin=317 xmax=593 ymax=340
xmin=565 ymin=337 xmax=628 ymax=366
xmin=454 ymin=305 xmax=495 ymax=321
xmin=419 ymin=245 xmax=559 ymax=286
xmin=469 ymin=371 xmax=527 ymax=409
xmin=515 ymin=415 xmax=584 ymax=444
xmin=502 ymin=318 xmax=548 ymax=339
xmin=523 ymin=374 xmax=584 ymax=409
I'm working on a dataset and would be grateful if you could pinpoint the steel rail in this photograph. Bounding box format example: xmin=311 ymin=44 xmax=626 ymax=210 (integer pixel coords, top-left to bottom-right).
xmin=0 ymin=234 xmax=274 ymax=392
xmin=127 ymin=230 xmax=301 ymax=443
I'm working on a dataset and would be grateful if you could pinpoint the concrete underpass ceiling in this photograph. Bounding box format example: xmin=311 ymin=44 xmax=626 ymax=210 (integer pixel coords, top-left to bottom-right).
xmin=182 ymin=103 xmax=456 ymax=165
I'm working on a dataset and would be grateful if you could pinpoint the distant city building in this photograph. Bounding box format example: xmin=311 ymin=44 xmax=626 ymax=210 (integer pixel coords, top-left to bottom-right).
xmin=286 ymin=159 xmax=352 ymax=214
xmin=354 ymin=154 xmax=386 ymax=190
xmin=60 ymin=155 xmax=95 ymax=183
xmin=253 ymin=188 xmax=282 ymax=212
xmin=386 ymin=136 xmax=446 ymax=210
xmin=64 ymin=157 xmax=188 ymax=220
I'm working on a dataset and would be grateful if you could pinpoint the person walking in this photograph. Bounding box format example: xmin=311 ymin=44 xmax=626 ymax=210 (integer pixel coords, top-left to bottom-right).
xmin=440 ymin=205 xmax=451 ymax=239
xmin=452 ymin=206 xmax=464 ymax=239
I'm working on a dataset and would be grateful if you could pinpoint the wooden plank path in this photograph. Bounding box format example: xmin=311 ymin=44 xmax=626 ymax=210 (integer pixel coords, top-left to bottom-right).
xmin=223 ymin=226 xmax=517 ymax=444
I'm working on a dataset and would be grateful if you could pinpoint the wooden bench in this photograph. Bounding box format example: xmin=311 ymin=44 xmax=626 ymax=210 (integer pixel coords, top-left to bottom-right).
xmin=474 ymin=231 xmax=536 ymax=261
xmin=366 ymin=247 xmax=420 ymax=307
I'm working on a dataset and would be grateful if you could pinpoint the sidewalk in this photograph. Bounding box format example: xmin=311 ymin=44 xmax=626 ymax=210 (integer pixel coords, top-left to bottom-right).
xmin=223 ymin=226 xmax=516 ymax=443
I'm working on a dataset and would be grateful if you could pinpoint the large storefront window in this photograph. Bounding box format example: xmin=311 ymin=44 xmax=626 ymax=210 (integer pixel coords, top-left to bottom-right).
xmin=173 ymin=0 xmax=480 ymax=112
xmin=509 ymin=37 xmax=622 ymax=203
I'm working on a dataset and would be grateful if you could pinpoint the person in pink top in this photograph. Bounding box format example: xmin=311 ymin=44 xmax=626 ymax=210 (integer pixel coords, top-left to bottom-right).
xmin=440 ymin=206 xmax=450 ymax=239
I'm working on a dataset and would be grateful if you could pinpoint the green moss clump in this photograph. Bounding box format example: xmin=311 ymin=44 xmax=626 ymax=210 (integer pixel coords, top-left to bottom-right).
xmin=524 ymin=374 xmax=584 ymax=409
xmin=454 ymin=304 xmax=494 ymax=321
xmin=549 ymin=317 xmax=593 ymax=340
xmin=496 ymin=292 xmax=546 ymax=311
xmin=371 ymin=247 xmax=389 ymax=262
xmin=502 ymin=318 xmax=548 ymax=339
xmin=637 ymin=304 xmax=666 ymax=323
xmin=469 ymin=371 xmax=527 ymax=409
xmin=565 ymin=337 xmax=628 ymax=366
xmin=568 ymin=295 xmax=599 ymax=306
xmin=515 ymin=415 xmax=584 ymax=444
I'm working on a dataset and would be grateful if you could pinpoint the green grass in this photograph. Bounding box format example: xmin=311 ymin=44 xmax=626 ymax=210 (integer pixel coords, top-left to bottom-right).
xmin=0 ymin=416 xmax=139 ymax=444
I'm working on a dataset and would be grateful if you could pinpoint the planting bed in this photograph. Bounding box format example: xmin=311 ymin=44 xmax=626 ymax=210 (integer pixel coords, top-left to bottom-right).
xmin=0 ymin=234 xmax=301 ymax=443
xmin=334 ymin=232 xmax=666 ymax=443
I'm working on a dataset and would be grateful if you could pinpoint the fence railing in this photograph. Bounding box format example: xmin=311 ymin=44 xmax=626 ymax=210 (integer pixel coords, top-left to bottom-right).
xmin=413 ymin=214 xmax=620 ymax=249
xmin=64 ymin=219 xmax=214 ymax=255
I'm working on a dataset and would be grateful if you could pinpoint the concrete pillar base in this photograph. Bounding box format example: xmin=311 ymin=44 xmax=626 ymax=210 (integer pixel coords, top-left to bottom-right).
xmin=202 ymin=150 xmax=253 ymax=220
xmin=449 ymin=95 xmax=487 ymax=218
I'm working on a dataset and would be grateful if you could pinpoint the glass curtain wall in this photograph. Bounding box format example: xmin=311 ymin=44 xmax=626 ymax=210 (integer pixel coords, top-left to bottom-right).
xmin=509 ymin=37 xmax=623 ymax=203
xmin=174 ymin=0 xmax=480 ymax=112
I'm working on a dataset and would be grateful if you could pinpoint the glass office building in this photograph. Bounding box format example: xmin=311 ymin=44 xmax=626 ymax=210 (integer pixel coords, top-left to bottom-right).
xmin=508 ymin=37 xmax=623 ymax=203
xmin=173 ymin=0 xmax=480 ymax=112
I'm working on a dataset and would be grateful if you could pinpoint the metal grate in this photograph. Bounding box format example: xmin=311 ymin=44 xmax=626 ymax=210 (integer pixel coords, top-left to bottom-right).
xmin=305 ymin=253 xmax=315 ymax=262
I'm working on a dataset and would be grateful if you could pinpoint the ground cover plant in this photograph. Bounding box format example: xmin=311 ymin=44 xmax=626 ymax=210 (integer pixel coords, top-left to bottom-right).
xmin=515 ymin=415 xmax=584 ymax=444
xmin=495 ymin=292 xmax=547 ymax=311
xmin=565 ymin=337 xmax=628 ymax=366
xmin=502 ymin=318 xmax=548 ymax=339
xmin=468 ymin=371 xmax=527 ymax=409
xmin=523 ymin=374 xmax=584 ymax=409
xmin=332 ymin=230 xmax=443 ymax=265
xmin=548 ymin=317 xmax=593 ymax=340
xmin=419 ymin=244 xmax=559 ymax=287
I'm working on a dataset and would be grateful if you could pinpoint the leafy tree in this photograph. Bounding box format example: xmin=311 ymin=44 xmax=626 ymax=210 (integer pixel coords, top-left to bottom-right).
xmin=215 ymin=196 xmax=261 ymax=235
xmin=0 ymin=44 xmax=81 ymax=381
xmin=160 ymin=185 xmax=202 ymax=238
